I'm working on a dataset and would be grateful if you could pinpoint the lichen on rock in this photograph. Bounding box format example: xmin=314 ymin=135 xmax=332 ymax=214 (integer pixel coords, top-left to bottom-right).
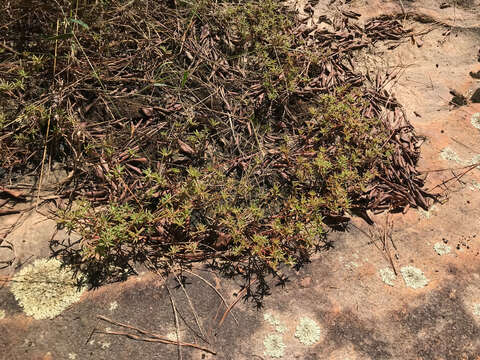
xmin=263 ymin=333 xmax=286 ymax=358
xmin=0 ymin=309 xmax=5 ymax=319
xmin=440 ymin=147 xmax=465 ymax=164
xmin=166 ymin=331 xmax=178 ymax=341
xmin=433 ymin=242 xmax=451 ymax=255
xmin=379 ymin=267 xmax=396 ymax=286
xmin=109 ymin=301 xmax=118 ymax=311
xmin=400 ymin=266 xmax=429 ymax=289
xmin=471 ymin=113 xmax=480 ymax=129
xmin=469 ymin=180 xmax=480 ymax=191
xmin=264 ymin=312 xmax=287 ymax=333
xmin=473 ymin=303 xmax=480 ymax=317
xmin=10 ymin=258 xmax=86 ymax=319
xmin=294 ymin=316 xmax=321 ymax=346
xmin=419 ymin=204 xmax=438 ymax=219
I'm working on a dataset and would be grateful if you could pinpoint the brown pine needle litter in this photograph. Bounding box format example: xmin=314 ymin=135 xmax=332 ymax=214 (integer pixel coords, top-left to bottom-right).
xmin=0 ymin=0 xmax=437 ymax=286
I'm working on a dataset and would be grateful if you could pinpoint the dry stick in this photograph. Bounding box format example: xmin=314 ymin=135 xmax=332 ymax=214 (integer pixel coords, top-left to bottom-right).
xmin=419 ymin=162 xmax=480 ymax=174
xmin=0 ymin=209 xmax=21 ymax=216
xmin=117 ymin=176 xmax=142 ymax=207
xmin=450 ymin=136 xmax=479 ymax=154
xmin=99 ymin=330 xmax=215 ymax=351
xmin=398 ymin=0 xmax=406 ymax=21
xmin=249 ymin=118 xmax=265 ymax=159
xmin=431 ymin=162 xmax=479 ymax=191
xmin=167 ymin=285 xmax=183 ymax=360
xmin=0 ymin=42 xmax=21 ymax=56
xmin=183 ymin=269 xmax=239 ymax=325
xmin=0 ymin=238 xmax=15 ymax=271
xmin=53 ymin=18 xmax=59 ymax=76
xmin=36 ymin=18 xmax=59 ymax=206
xmin=218 ymin=278 xmax=258 ymax=328
xmin=212 ymin=298 xmax=225 ymax=329
xmin=383 ymin=214 xmax=397 ymax=275
xmin=85 ymin=319 xmax=99 ymax=345
xmin=171 ymin=271 xmax=208 ymax=341
xmin=354 ymin=221 xmax=396 ymax=273
xmin=36 ymin=110 xmax=51 ymax=208
xmin=97 ymin=315 xmax=216 ymax=355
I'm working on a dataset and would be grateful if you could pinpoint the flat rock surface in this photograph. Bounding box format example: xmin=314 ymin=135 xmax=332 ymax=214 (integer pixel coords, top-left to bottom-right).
xmin=2 ymin=1 xmax=480 ymax=359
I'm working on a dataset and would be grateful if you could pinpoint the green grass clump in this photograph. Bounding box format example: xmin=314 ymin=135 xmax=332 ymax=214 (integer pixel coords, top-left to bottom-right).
xmin=57 ymin=89 xmax=391 ymax=279
xmin=1 ymin=0 xmax=424 ymax=286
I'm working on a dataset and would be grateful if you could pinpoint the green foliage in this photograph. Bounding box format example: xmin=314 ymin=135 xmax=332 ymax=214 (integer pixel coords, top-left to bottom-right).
xmin=58 ymin=201 xmax=154 ymax=261
xmin=2 ymin=0 xmax=415 ymax=286
xmin=58 ymin=89 xmax=389 ymax=274
xmin=218 ymin=0 xmax=300 ymax=101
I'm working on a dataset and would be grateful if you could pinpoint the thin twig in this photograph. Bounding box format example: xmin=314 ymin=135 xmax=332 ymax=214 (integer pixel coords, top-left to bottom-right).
xmin=166 ymin=280 xmax=183 ymax=360
xmin=183 ymin=269 xmax=239 ymax=325
xmin=171 ymin=271 xmax=208 ymax=341
xmin=218 ymin=278 xmax=257 ymax=328
xmin=97 ymin=315 xmax=216 ymax=355
xmin=431 ymin=162 xmax=479 ymax=191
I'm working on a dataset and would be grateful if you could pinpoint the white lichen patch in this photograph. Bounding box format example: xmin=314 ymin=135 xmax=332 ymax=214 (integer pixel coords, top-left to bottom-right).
xmin=166 ymin=331 xmax=179 ymax=341
xmin=419 ymin=204 xmax=438 ymax=219
xmin=400 ymin=266 xmax=429 ymax=289
xmin=166 ymin=328 xmax=188 ymax=342
xmin=379 ymin=267 xmax=396 ymax=286
xmin=470 ymin=154 xmax=480 ymax=167
xmin=471 ymin=113 xmax=480 ymax=129
xmin=344 ymin=261 xmax=359 ymax=271
xmin=264 ymin=312 xmax=287 ymax=333
xmin=68 ymin=353 xmax=77 ymax=360
xmin=0 ymin=309 xmax=5 ymax=319
xmin=294 ymin=317 xmax=321 ymax=346
xmin=263 ymin=333 xmax=286 ymax=358
xmin=109 ymin=301 xmax=118 ymax=311
xmin=10 ymin=258 xmax=86 ymax=320
xmin=469 ymin=180 xmax=480 ymax=191
xmin=434 ymin=242 xmax=451 ymax=255
xmin=440 ymin=147 xmax=464 ymax=164
xmin=100 ymin=341 xmax=111 ymax=349
xmin=473 ymin=303 xmax=480 ymax=317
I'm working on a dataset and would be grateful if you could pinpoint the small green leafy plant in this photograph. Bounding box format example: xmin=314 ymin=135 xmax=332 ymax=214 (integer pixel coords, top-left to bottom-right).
xmin=1 ymin=0 xmax=426 ymax=289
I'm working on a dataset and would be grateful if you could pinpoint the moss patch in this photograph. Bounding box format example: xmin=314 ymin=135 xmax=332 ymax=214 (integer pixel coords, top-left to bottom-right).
xmin=419 ymin=204 xmax=438 ymax=219
xmin=469 ymin=181 xmax=480 ymax=191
